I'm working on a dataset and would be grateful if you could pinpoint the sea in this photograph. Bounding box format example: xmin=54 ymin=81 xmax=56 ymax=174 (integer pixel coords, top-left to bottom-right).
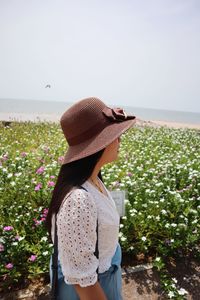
xmin=0 ymin=98 xmax=200 ymax=124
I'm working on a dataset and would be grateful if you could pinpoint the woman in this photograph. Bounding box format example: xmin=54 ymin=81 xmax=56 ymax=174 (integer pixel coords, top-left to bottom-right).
xmin=46 ymin=97 xmax=136 ymax=300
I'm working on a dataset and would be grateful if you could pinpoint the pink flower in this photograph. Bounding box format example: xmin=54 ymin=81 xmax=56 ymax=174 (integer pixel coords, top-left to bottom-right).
xmin=29 ymin=255 xmax=37 ymax=262
xmin=5 ymin=263 xmax=13 ymax=269
xmin=33 ymin=219 xmax=41 ymax=226
xmin=47 ymin=181 xmax=55 ymax=187
xmin=3 ymin=226 xmax=13 ymax=231
xmin=2 ymin=154 xmax=8 ymax=161
xmin=50 ymin=175 xmax=55 ymax=179
xmin=35 ymin=183 xmax=42 ymax=191
xmin=38 ymin=158 xmax=45 ymax=163
xmin=43 ymin=146 xmax=50 ymax=153
xmin=0 ymin=243 xmax=4 ymax=252
xmin=36 ymin=166 xmax=45 ymax=175
xmin=21 ymin=152 xmax=27 ymax=157
xmin=58 ymin=156 xmax=64 ymax=164
xmin=43 ymin=208 xmax=48 ymax=215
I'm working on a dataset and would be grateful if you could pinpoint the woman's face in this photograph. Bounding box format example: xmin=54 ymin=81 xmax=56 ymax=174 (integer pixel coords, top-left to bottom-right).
xmin=100 ymin=137 xmax=121 ymax=166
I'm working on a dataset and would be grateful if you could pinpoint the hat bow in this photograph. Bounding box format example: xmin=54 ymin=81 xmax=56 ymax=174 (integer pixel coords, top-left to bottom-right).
xmin=102 ymin=107 xmax=135 ymax=122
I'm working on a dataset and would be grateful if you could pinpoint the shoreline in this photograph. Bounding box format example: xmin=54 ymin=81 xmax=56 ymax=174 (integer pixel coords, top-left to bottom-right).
xmin=0 ymin=112 xmax=200 ymax=130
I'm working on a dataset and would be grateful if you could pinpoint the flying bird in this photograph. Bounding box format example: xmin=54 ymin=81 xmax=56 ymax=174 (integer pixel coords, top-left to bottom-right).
xmin=45 ymin=84 xmax=51 ymax=88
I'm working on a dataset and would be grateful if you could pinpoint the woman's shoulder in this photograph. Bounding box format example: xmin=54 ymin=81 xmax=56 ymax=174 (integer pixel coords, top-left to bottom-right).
xmin=60 ymin=185 xmax=96 ymax=210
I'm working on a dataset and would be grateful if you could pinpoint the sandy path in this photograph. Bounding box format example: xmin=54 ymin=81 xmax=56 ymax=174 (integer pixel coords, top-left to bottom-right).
xmin=0 ymin=112 xmax=200 ymax=130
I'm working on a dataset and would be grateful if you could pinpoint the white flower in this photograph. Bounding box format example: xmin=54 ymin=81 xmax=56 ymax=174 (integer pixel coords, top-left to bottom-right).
xmin=192 ymin=219 xmax=198 ymax=224
xmin=12 ymin=242 xmax=18 ymax=246
xmin=129 ymin=246 xmax=134 ymax=250
xmin=7 ymin=173 xmax=13 ymax=178
xmin=42 ymin=251 xmax=49 ymax=256
xmin=155 ymin=257 xmax=161 ymax=262
xmin=15 ymin=172 xmax=22 ymax=177
xmin=168 ymin=291 xmax=175 ymax=298
xmin=121 ymin=236 xmax=127 ymax=242
xmin=124 ymin=199 xmax=130 ymax=204
xmin=118 ymin=232 xmax=123 ymax=238
xmin=178 ymin=288 xmax=188 ymax=295
xmin=10 ymin=181 xmax=16 ymax=186
xmin=41 ymin=237 xmax=48 ymax=242
xmin=141 ymin=236 xmax=146 ymax=242
xmin=172 ymin=277 xmax=177 ymax=283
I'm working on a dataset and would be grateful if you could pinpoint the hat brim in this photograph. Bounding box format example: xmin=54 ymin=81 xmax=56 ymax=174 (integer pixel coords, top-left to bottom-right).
xmin=62 ymin=118 xmax=136 ymax=164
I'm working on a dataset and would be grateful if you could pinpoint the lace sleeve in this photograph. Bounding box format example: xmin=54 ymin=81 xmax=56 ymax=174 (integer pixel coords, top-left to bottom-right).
xmin=57 ymin=188 xmax=98 ymax=287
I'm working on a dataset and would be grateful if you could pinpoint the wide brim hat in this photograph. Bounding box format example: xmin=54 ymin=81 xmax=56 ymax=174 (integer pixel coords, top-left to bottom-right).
xmin=60 ymin=97 xmax=136 ymax=164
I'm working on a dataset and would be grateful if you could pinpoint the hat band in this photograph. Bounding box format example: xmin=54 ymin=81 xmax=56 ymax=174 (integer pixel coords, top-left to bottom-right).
xmin=67 ymin=117 xmax=110 ymax=146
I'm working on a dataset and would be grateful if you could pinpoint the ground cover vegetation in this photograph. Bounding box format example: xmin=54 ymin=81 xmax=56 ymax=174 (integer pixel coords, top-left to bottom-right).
xmin=0 ymin=121 xmax=199 ymax=299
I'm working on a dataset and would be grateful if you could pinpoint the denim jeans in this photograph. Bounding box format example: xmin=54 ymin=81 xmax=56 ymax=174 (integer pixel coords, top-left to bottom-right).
xmin=50 ymin=243 xmax=123 ymax=300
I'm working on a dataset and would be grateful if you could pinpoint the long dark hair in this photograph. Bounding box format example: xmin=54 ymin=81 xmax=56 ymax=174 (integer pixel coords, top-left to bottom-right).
xmin=46 ymin=149 xmax=105 ymax=236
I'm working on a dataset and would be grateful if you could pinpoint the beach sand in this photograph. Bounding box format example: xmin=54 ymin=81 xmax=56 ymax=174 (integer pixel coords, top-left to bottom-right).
xmin=0 ymin=112 xmax=200 ymax=130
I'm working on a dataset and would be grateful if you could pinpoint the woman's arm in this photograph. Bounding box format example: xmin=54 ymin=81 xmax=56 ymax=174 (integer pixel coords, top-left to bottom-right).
xmin=74 ymin=281 xmax=107 ymax=300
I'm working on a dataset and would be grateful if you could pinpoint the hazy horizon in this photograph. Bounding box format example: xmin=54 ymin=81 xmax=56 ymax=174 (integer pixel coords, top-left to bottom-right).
xmin=0 ymin=96 xmax=199 ymax=114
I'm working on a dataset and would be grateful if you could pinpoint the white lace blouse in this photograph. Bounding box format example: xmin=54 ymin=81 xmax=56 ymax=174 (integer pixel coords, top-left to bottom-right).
xmin=51 ymin=179 xmax=120 ymax=287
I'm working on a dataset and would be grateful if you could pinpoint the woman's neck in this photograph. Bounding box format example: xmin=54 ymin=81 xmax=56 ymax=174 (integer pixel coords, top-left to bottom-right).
xmin=90 ymin=161 xmax=102 ymax=181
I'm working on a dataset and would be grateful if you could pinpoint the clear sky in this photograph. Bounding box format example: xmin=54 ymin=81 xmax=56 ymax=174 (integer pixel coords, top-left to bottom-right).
xmin=0 ymin=0 xmax=200 ymax=112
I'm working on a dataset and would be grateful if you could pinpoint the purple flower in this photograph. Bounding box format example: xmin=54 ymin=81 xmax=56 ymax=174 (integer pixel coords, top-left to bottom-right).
xmin=35 ymin=183 xmax=42 ymax=191
xmin=47 ymin=181 xmax=55 ymax=187
xmin=36 ymin=166 xmax=45 ymax=175
xmin=5 ymin=263 xmax=13 ymax=270
xmin=3 ymin=226 xmax=13 ymax=231
xmin=127 ymin=172 xmax=133 ymax=177
xmin=0 ymin=243 xmax=4 ymax=252
xmin=29 ymin=255 xmax=37 ymax=262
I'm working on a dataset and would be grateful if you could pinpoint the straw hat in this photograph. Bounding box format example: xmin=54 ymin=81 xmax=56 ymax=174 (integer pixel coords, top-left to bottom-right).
xmin=60 ymin=97 xmax=136 ymax=164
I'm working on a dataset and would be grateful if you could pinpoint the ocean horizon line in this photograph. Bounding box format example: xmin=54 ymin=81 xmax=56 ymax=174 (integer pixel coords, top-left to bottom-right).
xmin=0 ymin=97 xmax=200 ymax=114
xmin=0 ymin=98 xmax=200 ymax=125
